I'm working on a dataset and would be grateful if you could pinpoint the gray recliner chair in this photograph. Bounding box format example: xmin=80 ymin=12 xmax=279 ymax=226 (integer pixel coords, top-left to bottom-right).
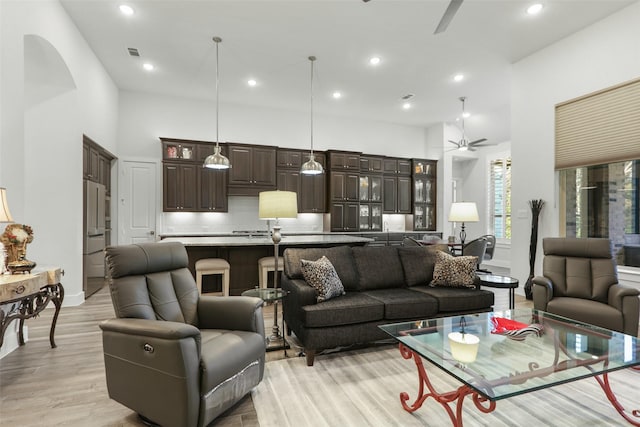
xmin=99 ymin=242 xmax=266 ymax=427
xmin=533 ymin=237 xmax=639 ymax=336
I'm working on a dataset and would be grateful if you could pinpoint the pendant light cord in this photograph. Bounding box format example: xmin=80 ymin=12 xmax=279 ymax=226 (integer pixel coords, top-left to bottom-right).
xmin=309 ymin=56 xmax=316 ymax=156
xmin=214 ymin=37 xmax=221 ymax=148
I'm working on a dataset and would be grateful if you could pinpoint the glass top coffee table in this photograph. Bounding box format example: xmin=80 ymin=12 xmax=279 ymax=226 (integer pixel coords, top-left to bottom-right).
xmin=379 ymin=309 xmax=639 ymax=426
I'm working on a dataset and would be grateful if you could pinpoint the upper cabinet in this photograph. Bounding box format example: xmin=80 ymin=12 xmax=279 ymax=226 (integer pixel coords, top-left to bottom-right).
xmin=160 ymin=138 xmax=228 ymax=212
xmin=383 ymin=157 xmax=412 ymax=175
xmin=228 ymin=144 xmax=277 ymax=196
xmin=83 ymin=135 xmax=116 ymax=195
xmin=277 ymin=150 xmax=327 ymax=213
xmin=328 ymin=150 xmax=361 ymax=171
xmin=360 ymin=156 xmax=384 ymax=173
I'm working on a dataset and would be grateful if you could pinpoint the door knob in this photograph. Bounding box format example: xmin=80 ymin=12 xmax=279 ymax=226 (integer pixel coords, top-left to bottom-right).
xmin=149 ymin=231 xmax=155 ymax=235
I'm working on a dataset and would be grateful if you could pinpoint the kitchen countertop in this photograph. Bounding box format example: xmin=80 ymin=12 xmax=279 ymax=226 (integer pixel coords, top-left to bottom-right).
xmin=161 ymin=234 xmax=374 ymax=247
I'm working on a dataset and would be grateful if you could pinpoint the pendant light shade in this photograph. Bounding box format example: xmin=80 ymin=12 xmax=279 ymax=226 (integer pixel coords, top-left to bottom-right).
xmin=300 ymin=56 xmax=324 ymax=175
xmin=204 ymin=36 xmax=231 ymax=170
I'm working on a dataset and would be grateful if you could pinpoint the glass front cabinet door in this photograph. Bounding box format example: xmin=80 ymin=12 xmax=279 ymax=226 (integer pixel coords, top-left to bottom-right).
xmin=412 ymin=159 xmax=437 ymax=231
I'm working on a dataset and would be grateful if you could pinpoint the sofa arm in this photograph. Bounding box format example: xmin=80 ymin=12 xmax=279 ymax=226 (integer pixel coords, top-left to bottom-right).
xmin=197 ymin=296 xmax=265 ymax=337
xmin=99 ymin=318 xmax=202 ymax=426
xmin=608 ymin=284 xmax=640 ymax=310
xmin=282 ymin=275 xmax=317 ymax=327
xmin=532 ymin=276 xmax=553 ymax=311
xmin=608 ymin=285 xmax=640 ymax=335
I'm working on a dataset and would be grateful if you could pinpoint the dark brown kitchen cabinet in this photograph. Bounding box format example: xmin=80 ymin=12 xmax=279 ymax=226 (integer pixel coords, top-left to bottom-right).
xmin=360 ymin=156 xmax=384 ymax=173
xmin=277 ymin=149 xmax=303 ymax=169
xmin=331 ymin=202 xmax=359 ymax=232
xmin=163 ymin=163 xmax=198 ymax=211
xmin=383 ymin=175 xmax=412 ymax=214
xmin=328 ymin=151 xmax=360 ymax=170
xmin=199 ymin=168 xmax=228 ymax=212
xmin=412 ymin=159 xmax=437 ymax=231
xmin=83 ymin=135 xmax=115 ymax=194
xmin=300 ymin=173 xmax=326 ymax=213
xmin=330 ymin=172 xmax=359 ymax=201
xmin=383 ymin=157 xmax=412 ymax=175
xmin=228 ymin=144 xmax=277 ymax=195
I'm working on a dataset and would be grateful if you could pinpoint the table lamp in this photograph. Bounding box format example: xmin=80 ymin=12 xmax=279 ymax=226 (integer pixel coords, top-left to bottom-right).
xmin=448 ymin=202 xmax=479 ymax=246
xmin=259 ymin=190 xmax=298 ymax=289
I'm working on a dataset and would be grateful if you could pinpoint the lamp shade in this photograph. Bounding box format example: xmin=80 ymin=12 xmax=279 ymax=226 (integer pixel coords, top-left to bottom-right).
xmin=258 ymin=191 xmax=298 ymax=219
xmin=0 ymin=187 xmax=13 ymax=222
xmin=448 ymin=202 xmax=479 ymax=222
xmin=448 ymin=332 xmax=480 ymax=363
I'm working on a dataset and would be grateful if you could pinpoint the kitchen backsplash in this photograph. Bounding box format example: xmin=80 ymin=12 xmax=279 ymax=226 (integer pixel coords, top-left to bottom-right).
xmin=162 ymin=196 xmax=408 ymax=234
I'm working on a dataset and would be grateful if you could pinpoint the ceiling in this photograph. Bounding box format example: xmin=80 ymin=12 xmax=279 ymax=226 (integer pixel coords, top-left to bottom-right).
xmin=60 ymin=0 xmax=634 ymax=146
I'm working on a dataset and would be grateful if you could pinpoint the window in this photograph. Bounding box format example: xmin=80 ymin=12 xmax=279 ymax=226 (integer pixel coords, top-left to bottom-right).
xmin=488 ymin=157 xmax=512 ymax=239
xmin=560 ymin=159 xmax=640 ymax=267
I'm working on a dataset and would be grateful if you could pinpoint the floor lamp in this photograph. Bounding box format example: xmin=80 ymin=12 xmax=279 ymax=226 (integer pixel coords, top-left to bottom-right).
xmin=448 ymin=202 xmax=479 ymax=247
xmin=258 ymin=190 xmax=298 ymax=340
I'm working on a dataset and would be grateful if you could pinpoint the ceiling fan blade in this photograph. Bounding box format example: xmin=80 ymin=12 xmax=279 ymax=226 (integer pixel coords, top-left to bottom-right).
xmin=448 ymin=140 xmax=461 ymax=147
xmin=434 ymin=0 xmax=464 ymax=34
xmin=468 ymin=138 xmax=488 ymax=146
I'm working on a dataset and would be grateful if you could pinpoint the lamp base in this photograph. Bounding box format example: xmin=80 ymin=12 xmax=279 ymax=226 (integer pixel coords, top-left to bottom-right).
xmin=7 ymin=259 xmax=36 ymax=274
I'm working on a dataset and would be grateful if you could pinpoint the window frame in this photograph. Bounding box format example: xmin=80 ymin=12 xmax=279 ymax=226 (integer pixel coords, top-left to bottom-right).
xmin=487 ymin=152 xmax=512 ymax=240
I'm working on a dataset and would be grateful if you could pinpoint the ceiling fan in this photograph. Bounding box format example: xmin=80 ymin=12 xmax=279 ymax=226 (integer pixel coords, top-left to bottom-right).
xmin=434 ymin=0 xmax=464 ymax=34
xmin=363 ymin=0 xmax=464 ymax=34
xmin=448 ymin=97 xmax=488 ymax=152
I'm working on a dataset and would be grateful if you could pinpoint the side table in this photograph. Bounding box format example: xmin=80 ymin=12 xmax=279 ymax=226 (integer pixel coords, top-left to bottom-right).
xmin=0 ymin=267 xmax=64 ymax=349
xmin=477 ymin=273 xmax=519 ymax=310
xmin=242 ymin=287 xmax=288 ymax=355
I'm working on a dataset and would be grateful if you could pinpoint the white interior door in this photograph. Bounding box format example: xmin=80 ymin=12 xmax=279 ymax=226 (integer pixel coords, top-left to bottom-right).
xmin=120 ymin=160 xmax=157 ymax=244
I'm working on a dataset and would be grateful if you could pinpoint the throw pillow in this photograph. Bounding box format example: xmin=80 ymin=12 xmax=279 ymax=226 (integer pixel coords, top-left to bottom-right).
xmin=301 ymin=256 xmax=346 ymax=302
xmin=430 ymin=250 xmax=477 ymax=288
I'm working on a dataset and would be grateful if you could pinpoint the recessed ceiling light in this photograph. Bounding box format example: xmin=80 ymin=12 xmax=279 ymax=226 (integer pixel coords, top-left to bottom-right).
xmin=143 ymin=63 xmax=154 ymax=71
xmin=402 ymin=102 xmax=411 ymax=110
xmin=332 ymin=91 xmax=342 ymax=99
xmin=369 ymin=57 xmax=381 ymax=66
xmin=119 ymin=5 xmax=134 ymax=16
xmin=527 ymin=3 xmax=544 ymax=15
xmin=453 ymin=74 xmax=464 ymax=82
xmin=462 ymin=112 xmax=471 ymax=118
xmin=247 ymin=79 xmax=257 ymax=87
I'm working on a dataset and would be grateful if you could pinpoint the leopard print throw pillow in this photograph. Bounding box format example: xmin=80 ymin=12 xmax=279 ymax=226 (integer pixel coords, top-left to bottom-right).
xmin=301 ymin=256 xmax=346 ymax=302
xmin=430 ymin=250 xmax=477 ymax=288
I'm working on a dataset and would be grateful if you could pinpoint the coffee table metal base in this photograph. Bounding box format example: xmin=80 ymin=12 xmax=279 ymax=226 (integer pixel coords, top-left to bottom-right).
xmin=397 ymin=343 xmax=640 ymax=426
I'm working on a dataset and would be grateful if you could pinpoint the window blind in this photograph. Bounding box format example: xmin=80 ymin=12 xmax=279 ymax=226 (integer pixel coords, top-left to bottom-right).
xmin=555 ymin=78 xmax=640 ymax=170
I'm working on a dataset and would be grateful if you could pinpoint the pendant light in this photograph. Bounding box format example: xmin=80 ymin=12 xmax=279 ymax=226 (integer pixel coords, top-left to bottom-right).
xmin=300 ymin=56 xmax=324 ymax=175
xmin=204 ymin=36 xmax=231 ymax=170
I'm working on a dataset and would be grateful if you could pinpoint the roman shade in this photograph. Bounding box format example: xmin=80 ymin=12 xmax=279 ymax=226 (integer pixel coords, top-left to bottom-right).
xmin=555 ymin=77 xmax=640 ymax=170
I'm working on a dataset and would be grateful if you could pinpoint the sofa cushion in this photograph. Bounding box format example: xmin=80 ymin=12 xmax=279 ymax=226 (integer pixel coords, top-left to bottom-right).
xmin=302 ymin=292 xmax=384 ymax=328
xmin=410 ymin=286 xmax=494 ymax=312
xmin=431 ymin=251 xmax=477 ymax=288
xmin=283 ymin=246 xmax=359 ymax=291
xmin=301 ymin=256 xmax=345 ymax=302
xmin=397 ymin=246 xmax=440 ymax=286
xmin=352 ymin=246 xmax=406 ymax=290
xmin=363 ymin=288 xmax=438 ymax=320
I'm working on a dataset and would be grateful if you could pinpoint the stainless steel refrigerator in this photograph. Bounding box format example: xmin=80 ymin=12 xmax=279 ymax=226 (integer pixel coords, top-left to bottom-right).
xmin=83 ymin=180 xmax=106 ymax=297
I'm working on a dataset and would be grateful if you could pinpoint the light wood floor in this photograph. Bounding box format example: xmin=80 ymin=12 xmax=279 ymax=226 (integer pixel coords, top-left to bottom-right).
xmin=0 ymin=281 xmax=528 ymax=426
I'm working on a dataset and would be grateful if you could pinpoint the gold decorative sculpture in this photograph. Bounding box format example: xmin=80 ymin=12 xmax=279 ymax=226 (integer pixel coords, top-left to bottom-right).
xmin=1 ymin=224 xmax=36 ymax=274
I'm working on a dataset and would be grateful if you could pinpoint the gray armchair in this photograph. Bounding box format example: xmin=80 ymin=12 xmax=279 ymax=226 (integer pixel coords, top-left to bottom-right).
xmin=533 ymin=237 xmax=639 ymax=336
xmin=99 ymin=242 xmax=266 ymax=427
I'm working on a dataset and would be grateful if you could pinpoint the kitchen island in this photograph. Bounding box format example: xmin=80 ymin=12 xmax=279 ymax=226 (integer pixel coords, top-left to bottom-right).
xmin=162 ymin=234 xmax=373 ymax=295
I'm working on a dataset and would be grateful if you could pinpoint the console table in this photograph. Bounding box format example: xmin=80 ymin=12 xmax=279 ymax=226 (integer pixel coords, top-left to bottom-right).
xmin=0 ymin=267 xmax=64 ymax=349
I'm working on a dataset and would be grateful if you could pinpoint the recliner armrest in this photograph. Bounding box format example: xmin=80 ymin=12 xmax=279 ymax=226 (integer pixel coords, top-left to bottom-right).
xmin=608 ymin=284 xmax=640 ymax=310
xmin=197 ymin=296 xmax=265 ymax=337
xmin=100 ymin=317 xmax=200 ymax=340
xmin=532 ymin=276 xmax=553 ymax=311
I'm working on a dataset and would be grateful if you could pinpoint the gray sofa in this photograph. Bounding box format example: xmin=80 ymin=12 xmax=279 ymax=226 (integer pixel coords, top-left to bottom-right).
xmin=281 ymin=245 xmax=495 ymax=366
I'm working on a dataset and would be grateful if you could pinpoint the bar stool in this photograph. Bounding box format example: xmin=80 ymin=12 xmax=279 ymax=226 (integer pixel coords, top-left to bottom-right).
xmin=258 ymin=256 xmax=283 ymax=289
xmin=195 ymin=258 xmax=230 ymax=296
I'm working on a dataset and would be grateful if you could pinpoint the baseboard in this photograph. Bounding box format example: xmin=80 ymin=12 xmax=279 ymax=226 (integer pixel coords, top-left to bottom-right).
xmin=0 ymin=324 xmax=26 ymax=360
xmin=63 ymin=290 xmax=86 ymax=307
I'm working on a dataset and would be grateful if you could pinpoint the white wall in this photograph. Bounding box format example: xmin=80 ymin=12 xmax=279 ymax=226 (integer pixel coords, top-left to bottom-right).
xmin=0 ymin=0 xmax=119 ymax=357
xmin=511 ymin=1 xmax=640 ymax=291
xmin=117 ymin=90 xmax=434 ymax=234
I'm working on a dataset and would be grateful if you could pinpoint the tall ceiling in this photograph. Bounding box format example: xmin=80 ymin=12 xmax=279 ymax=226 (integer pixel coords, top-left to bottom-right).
xmin=60 ymin=0 xmax=634 ymax=145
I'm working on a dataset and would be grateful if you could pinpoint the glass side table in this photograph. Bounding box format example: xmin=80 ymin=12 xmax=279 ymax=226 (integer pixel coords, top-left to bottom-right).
xmin=242 ymin=287 xmax=288 ymax=354
xmin=476 ymin=273 xmax=519 ymax=309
